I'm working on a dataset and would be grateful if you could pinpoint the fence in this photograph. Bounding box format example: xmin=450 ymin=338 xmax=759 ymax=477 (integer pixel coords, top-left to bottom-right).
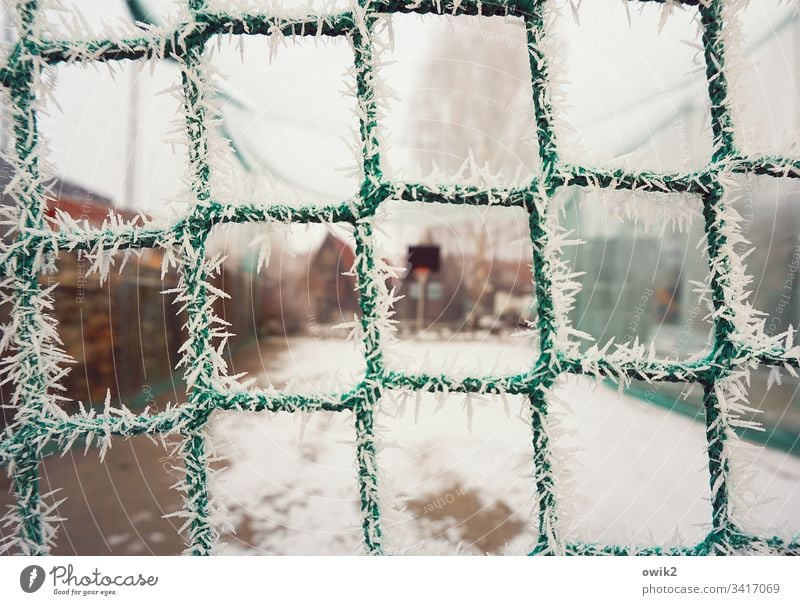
xmin=0 ymin=0 xmax=799 ymax=555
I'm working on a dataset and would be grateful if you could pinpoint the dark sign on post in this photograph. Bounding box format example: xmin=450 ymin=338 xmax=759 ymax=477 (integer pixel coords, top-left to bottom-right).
xmin=408 ymin=245 xmax=440 ymax=273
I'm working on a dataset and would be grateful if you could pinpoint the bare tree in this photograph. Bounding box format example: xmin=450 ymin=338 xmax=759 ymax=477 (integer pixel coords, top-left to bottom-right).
xmin=405 ymin=16 xmax=537 ymax=181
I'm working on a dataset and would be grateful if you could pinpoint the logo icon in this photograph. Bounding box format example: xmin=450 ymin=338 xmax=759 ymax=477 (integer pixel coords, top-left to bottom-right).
xmin=20 ymin=565 xmax=45 ymax=593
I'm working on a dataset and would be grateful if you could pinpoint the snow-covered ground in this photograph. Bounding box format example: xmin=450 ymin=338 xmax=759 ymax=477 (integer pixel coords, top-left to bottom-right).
xmin=208 ymin=336 xmax=800 ymax=554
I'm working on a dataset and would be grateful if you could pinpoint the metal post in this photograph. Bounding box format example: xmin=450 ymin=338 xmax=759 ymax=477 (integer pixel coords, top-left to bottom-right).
xmin=415 ymin=269 xmax=429 ymax=333
xmin=124 ymin=62 xmax=139 ymax=208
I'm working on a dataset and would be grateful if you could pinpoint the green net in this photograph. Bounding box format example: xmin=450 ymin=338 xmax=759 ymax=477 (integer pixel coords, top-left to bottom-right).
xmin=1 ymin=0 xmax=799 ymax=556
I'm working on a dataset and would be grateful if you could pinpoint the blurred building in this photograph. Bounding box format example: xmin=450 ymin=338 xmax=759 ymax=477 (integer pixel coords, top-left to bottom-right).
xmin=0 ymin=158 xmax=183 ymax=429
xmin=306 ymin=232 xmax=359 ymax=325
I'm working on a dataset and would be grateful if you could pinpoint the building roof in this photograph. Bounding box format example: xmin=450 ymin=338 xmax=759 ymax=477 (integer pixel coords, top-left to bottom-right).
xmin=0 ymin=156 xmax=145 ymax=226
xmin=311 ymin=231 xmax=357 ymax=273
xmin=0 ymin=156 xmax=114 ymax=210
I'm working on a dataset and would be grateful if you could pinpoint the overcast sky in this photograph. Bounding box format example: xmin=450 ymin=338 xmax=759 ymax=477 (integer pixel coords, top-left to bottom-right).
xmin=0 ymin=0 xmax=797 ymax=223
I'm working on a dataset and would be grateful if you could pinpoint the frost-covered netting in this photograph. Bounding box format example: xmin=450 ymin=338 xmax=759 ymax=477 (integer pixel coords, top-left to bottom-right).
xmin=1 ymin=0 xmax=799 ymax=556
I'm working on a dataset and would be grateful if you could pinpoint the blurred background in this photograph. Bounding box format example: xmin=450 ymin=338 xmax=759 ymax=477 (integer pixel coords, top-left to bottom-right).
xmin=0 ymin=0 xmax=798 ymax=555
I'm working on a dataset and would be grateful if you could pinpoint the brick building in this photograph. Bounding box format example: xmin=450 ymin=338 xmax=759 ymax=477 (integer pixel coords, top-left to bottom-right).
xmin=0 ymin=159 xmax=183 ymax=428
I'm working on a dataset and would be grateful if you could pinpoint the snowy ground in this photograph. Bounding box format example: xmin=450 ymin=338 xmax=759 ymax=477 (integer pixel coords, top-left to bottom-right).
xmin=208 ymin=335 xmax=800 ymax=555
